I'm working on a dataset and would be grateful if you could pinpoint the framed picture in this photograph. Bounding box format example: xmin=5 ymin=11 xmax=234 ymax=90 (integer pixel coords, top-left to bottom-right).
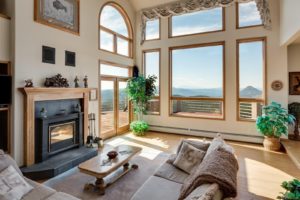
xmin=42 ymin=46 xmax=55 ymax=64
xmin=65 ymin=51 xmax=76 ymax=67
xmin=89 ymin=88 xmax=98 ymax=101
xmin=34 ymin=0 xmax=80 ymax=35
xmin=289 ymin=72 xmax=300 ymax=95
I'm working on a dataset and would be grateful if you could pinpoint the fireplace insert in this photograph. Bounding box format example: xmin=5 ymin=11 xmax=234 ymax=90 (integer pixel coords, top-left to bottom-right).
xmin=35 ymin=113 xmax=83 ymax=162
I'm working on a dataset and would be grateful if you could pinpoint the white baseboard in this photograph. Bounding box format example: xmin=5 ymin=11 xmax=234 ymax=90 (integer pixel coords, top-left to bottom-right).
xmin=149 ymin=125 xmax=264 ymax=144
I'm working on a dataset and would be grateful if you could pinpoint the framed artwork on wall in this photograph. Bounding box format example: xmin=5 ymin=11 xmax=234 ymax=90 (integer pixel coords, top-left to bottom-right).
xmin=89 ymin=88 xmax=98 ymax=101
xmin=42 ymin=46 xmax=56 ymax=64
xmin=65 ymin=51 xmax=76 ymax=67
xmin=289 ymin=72 xmax=300 ymax=95
xmin=34 ymin=0 xmax=80 ymax=35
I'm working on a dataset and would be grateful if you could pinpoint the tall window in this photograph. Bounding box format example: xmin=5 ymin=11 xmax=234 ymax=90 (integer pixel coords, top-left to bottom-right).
xmin=145 ymin=19 xmax=160 ymax=40
xmin=170 ymin=42 xmax=225 ymax=119
xmin=99 ymin=3 xmax=133 ymax=57
xmin=143 ymin=49 xmax=160 ymax=115
xmin=237 ymin=1 xmax=262 ymax=28
xmin=237 ymin=38 xmax=266 ymax=121
xmin=170 ymin=8 xmax=224 ymax=37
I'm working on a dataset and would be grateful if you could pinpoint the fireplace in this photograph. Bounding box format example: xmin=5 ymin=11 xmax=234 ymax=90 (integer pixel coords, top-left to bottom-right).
xmin=35 ymin=113 xmax=83 ymax=162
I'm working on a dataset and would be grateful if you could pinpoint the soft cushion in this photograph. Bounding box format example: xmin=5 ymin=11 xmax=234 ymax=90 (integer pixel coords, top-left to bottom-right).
xmin=22 ymin=179 xmax=56 ymax=200
xmin=154 ymin=162 xmax=189 ymax=184
xmin=0 ymin=152 xmax=23 ymax=176
xmin=131 ymin=176 xmax=182 ymax=200
xmin=173 ymin=142 xmax=206 ymax=174
xmin=176 ymin=140 xmax=209 ymax=155
xmin=203 ymin=135 xmax=234 ymax=161
xmin=0 ymin=166 xmax=33 ymax=200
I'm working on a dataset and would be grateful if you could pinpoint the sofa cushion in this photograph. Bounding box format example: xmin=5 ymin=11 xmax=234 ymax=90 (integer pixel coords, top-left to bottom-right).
xmin=131 ymin=176 xmax=182 ymax=200
xmin=154 ymin=162 xmax=189 ymax=184
xmin=22 ymin=181 xmax=56 ymax=200
xmin=203 ymin=134 xmax=234 ymax=161
xmin=184 ymin=183 xmax=223 ymax=200
xmin=45 ymin=192 xmax=80 ymax=200
xmin=0 ymin=152 xmax=23 ymax=176
xmin=0 ymin=165 xmax=33 ymax=200
xmin=173 ymin=142 xmax=206 ymax=174
xmin=176 ymin=140 xmax=209 ymax=155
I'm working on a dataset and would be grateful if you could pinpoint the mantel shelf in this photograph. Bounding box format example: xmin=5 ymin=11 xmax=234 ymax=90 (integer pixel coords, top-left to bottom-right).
xmin=19 ymin=87 xmax=91 ymax=95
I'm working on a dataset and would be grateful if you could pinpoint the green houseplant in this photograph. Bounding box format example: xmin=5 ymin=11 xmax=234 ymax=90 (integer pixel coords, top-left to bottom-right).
xmin=256 ymin=102 xmax=295 ymax=151
xmin=277 ymin=179 xmax=300 ymax=200
xmin=126 ymin=75 xmax=157 ymax=136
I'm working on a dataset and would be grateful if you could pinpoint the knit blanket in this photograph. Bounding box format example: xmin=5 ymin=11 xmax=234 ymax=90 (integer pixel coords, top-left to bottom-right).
xmin=179 ymin=147 xmax=239 ymax=200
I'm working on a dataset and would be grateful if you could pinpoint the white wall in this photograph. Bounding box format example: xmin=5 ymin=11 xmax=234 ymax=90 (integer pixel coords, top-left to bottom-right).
xmin=288 ymin=44 xmax=300 ymax=103
xmin=12 ymin=0 xmax=135 ymax=165
xmin=280 ymin=0 xmax=300 ymax=45
xmin=135 ymin=0 xmax=288 ymax=142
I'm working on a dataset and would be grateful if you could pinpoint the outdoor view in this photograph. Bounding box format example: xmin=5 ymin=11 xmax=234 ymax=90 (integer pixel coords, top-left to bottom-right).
xmin=99 ymin=2 xmax=263 ymax=119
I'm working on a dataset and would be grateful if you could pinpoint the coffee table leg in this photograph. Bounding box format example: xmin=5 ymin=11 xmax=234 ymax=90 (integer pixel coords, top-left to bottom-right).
xmin=95 ymin=178 xmax=105 ymax=195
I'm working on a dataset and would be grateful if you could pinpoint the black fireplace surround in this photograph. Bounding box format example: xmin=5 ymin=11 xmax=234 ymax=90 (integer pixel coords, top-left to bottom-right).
xmin=35 ymin=113 xmax=83 ymax=163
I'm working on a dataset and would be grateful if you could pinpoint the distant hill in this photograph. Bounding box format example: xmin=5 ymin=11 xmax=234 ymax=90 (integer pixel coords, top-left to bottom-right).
xmin=172 ymin=88 xmax=222 ymax=97
xmin=240 ymin=86 xmax=262 ymax=98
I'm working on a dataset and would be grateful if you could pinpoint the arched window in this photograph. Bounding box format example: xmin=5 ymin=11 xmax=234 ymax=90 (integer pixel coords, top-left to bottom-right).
xmin=99 ymin=3 xmax=133 ymax=57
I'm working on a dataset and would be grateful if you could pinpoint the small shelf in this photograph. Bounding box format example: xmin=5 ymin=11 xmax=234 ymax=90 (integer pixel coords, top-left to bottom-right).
xmin=0 ymin=107 xmax=9 ymax=111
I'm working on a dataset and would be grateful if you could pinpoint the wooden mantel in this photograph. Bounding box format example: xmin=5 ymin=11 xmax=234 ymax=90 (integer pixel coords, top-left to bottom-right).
xmin=19 ymin=87 xmax=91 ymax=166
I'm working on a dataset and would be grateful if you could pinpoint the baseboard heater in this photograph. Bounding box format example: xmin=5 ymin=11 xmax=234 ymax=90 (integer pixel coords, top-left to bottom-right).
xmin=149 ymin=125 xmax=264 ymax=144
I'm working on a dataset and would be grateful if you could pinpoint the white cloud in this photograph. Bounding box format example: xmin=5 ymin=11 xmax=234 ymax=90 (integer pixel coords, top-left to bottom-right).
xmin=239 ymin=2 xmax=262 ymax=25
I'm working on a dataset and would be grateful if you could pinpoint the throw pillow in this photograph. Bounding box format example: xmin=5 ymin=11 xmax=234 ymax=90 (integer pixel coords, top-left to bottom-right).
xmin=176 ymin=140 xmax=210 ymax=155
xmin=0 ymin=165 xmax=33 ymax=200
xmin=173 ymin=142 xmax=206 ymax=174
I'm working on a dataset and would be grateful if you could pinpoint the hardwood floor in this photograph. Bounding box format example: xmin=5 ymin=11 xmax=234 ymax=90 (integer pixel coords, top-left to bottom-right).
xmin=105 ymin=131 xmax=300 ymax=200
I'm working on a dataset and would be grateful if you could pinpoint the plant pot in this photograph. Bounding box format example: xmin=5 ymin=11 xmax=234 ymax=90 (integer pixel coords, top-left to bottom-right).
xmin=263 ymin=137 xmax=281 ymax=151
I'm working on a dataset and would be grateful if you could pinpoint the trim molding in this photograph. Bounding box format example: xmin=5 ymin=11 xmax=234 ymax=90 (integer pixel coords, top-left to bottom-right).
xmin=149 ymin=125 xmax=264 ymax=144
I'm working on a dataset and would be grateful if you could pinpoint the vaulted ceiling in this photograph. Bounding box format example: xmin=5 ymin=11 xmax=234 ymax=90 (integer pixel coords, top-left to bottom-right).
xmin=129 ymin=0 xmax=178 ymax=11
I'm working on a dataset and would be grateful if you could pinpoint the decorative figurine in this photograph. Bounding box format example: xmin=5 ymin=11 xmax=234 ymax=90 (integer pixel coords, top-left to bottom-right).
xmin=25 ymin=79 xmax=34 ymax=87
xmin=44 ymin=74 xmax=69 ymax=88
xmin=40 ymin=108 xmax=47 ymax=118
xmin=83 ymin=76 xmax=88 ymax=88
xmin=74 ymin=76 xmax=80 ymax=88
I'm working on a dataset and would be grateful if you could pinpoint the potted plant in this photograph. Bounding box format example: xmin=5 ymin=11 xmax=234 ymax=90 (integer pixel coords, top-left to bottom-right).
xmin=256 ymin=102 xmax=295 ymax=151
xmin=126 ymin=75 xmax=157 ymax=136
xmin=277 ymin=179 xmax=300 ymax=200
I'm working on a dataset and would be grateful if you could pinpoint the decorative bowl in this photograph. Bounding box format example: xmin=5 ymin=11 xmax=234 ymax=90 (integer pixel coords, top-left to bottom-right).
xmin=107 ymin=151 xmax=118 ymax=159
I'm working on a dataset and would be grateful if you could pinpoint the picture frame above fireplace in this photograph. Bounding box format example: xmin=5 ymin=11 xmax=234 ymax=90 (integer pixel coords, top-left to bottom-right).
xmin=42 ymin=46 xmax=56 ymax=64
xmin=34 ymin=0 xmax=80 ymax=35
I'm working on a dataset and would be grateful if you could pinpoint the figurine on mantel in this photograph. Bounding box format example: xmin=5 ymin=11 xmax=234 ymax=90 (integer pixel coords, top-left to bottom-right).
xmin=25 ymin=79 xmax=34 ymax=88
xmin=74 ymin=76 xmax=80 ymax=88
xmin=40 ymin=108 xmax=47 ymax=119
xmin=83 ymin=76 xmax=88 ymax=88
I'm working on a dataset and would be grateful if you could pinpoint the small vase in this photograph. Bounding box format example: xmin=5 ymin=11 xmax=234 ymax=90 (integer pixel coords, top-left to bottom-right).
xmin=263 ymin=136 xmax=281 ymax=151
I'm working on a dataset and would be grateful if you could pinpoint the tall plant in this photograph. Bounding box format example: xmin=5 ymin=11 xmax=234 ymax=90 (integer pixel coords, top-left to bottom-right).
xmin=126 ymin=75 xmax=157 ymax=136
xmin=256 ymin=102 xmax=295 ymax=138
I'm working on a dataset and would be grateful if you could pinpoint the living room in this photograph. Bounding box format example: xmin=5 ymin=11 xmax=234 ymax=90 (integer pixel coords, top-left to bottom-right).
xmin=1 ymin=0 xmax=300 ymax=199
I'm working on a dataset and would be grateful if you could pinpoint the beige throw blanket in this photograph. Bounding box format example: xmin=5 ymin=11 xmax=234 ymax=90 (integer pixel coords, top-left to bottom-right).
xmin=179 ymin=147 xmax=239 ymax=200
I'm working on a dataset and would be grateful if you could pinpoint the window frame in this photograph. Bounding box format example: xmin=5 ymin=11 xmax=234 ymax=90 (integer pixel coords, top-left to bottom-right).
xmin=236 ymin=2 xmax=263 ymax=29
xmin=99 ymin=2 xmax=133 ymax=58
xmin=142 ymin=49 xmax=161 ymax=115
xmin=168 ymin=7 xmax=226 ymax=39
xmin=169 ymin=41 xmax=226 ymax=120
xmin=99 ymin=60 xmax=132 ymax=79
xmin=236 ymin=37 xmax=267 ymax=122
xmin=145 ymin=18 xmax=161 ymax=42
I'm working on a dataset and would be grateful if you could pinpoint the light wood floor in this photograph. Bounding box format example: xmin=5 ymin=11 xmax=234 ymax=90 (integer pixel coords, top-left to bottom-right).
xmin=105 ymin=131 xmax=300 ymax=200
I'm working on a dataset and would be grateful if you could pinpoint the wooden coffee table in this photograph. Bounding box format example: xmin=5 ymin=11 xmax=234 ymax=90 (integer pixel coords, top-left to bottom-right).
xmin=78 ymin=145 xmax=142 ymax=195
